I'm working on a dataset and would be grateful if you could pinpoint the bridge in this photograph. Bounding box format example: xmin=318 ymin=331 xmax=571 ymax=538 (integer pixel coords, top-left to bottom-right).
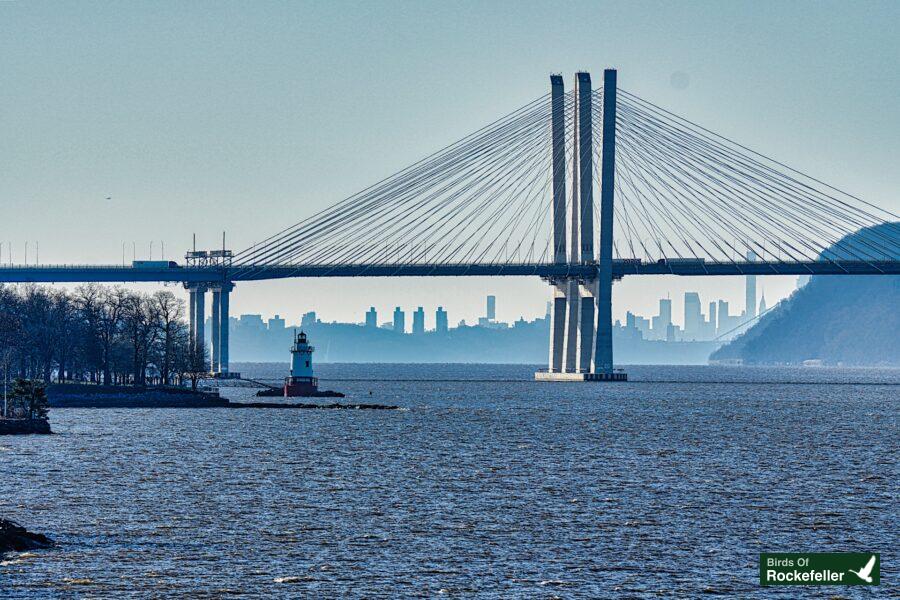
xmin=2 ymin=70 xmax=898 ymax=380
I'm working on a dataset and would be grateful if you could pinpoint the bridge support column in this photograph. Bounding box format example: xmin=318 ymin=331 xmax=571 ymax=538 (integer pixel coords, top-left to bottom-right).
xmin=188 ymin=286 xmax=197 ymax=351
xmin=193 ymin=284 xmax=207 ymax=365
xmin=548 ymin=281 xmax=567 ymax=372
xmin=218 ymin=282 xmax=233 ymax=375
xmin=537 ymin=68 xmax=625 ymax=382
xmin=577 ymin=282 xmax=596 ymax=373
xmin=562 ymin=279 xmax=580 ymax=371
xmin=551 ymin=74 xmax=567 ymax=264
xmin=211 ymin=288 xmax=221 ymax=373
xmin=575 ymin=72 xmax=594 ymax=263
xmin=592 ymin=69 xmax=621 ymax=379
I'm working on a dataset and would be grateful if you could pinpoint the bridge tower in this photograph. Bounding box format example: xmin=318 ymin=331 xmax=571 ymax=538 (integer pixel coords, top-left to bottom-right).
xmin=593 ymin=68 xmax=617 ymax=376
xmin=537 ymin=69 xmax=626 ymax=382
xmin=185 ymin=247 xmax=236 ymax=377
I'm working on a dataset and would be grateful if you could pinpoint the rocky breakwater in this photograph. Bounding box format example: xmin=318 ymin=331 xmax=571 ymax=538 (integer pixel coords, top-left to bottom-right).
xmin=0 ymin=418 xmax=52 ymax=435
xmin=48 ymin=383 xmax=230 ymax=408
xmin=0 ymin=520 xmax=53 ymax=554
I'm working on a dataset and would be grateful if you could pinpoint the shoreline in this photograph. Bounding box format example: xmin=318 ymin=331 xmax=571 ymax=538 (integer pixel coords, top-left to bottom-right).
xmin=47 ymin=384 xmax=394 ymax=410
xmin=0 ymin=418 xmax=52 ymax=435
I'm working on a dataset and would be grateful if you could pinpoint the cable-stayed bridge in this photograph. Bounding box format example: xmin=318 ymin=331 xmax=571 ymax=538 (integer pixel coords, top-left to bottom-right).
xmin=2 ymin=70 xmax=898 ymax=379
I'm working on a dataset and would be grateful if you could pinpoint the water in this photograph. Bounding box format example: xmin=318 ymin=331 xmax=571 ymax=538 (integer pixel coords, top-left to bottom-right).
xmin=1 ymin=364 xmax=897 ymax=598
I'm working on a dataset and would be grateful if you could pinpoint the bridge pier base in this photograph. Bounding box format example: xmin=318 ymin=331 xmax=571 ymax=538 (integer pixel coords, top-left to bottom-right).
xmin=536 ymin=276 xmax=627 ymax=382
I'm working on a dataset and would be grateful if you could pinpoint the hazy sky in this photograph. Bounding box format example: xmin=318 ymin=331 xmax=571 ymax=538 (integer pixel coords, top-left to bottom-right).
xmin=2 ymin=1 xmax=898 ymax=327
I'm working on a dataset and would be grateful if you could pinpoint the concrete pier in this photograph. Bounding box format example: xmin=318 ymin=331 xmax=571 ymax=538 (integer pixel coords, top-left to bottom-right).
xmin=537 ymin=69 xmax=626 ymax=383
xmin=218 ymin=282 xmax=232 ymax=375
xmin=211 ymin=288 xmax=221 ymax=372
xmin=548 ymin=281 xmax=567 ymax=372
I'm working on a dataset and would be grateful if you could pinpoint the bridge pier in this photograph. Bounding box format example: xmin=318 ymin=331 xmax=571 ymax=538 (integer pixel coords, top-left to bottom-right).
xmin=548 ymin=282 xmax=567 ymax=372
xmin=593 ymin=69 xmax=618 ymax=376
xmin=185 ymin=281 xmax=233 ymax=375
xmin=195 ymin=285 xmax=206 ymax=363
xmin=211 ymin=288 xmax=221 ymax=372
xmin=577 ymin=282 xmax=596 ymax=373
xmin=562 ymin=280 xmax=580 ymax=371
xmin=218 ymin=282 xmax=233 ymax=375
xmin=537 ymin=68 xmax=626 ymax=382
xmin=186 ymin=283 xmax=207 ymax=356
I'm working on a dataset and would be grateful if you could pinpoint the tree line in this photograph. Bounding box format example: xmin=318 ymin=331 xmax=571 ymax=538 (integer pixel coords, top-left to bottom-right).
xmin=0 ymin=284 xmax=207 ymax=389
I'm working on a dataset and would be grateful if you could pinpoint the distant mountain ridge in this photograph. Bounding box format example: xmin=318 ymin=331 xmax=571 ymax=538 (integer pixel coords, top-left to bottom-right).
xmin=712 ymin=223 xmax=900 ymax=366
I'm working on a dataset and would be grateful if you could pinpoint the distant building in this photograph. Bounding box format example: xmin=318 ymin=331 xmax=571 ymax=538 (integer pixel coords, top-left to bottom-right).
xmin=759 ymin=294 xmax=767 ymax=315
xmin=301 ymin=311 xmax=317 ymax=328
xmin=393 ymin=307 xmax=405 ymax=334
xmin=486 ymin=295 xmax=496 ymax=321
xmin=716 ymin=300 xmax=744 ymax=338
xmin=666 ymin=323 xmax=678 ymax=342
xmin=435 ymin=306 xmax=448 ymax=333
xmin=746 ymin=251 xmax=758 ymax=319
xmin=651 ymin=298 xmax=672 ymax=340
xmin=412 ymin=307 xmax=425 ymax=335
xmin=365 ymin=307 xmax=377 ymax=329
xmin=709 ymin=301 xmax=717 ymax=332
xmin=684 ymin=292 xmax=702 ymax=340
xmin=625 ymin=311 xmax=651 ymax=340
xmin=268 ymin=314 xmax=285 ymax=331
xmin=239 ymin=314 xmax=265 ymax=331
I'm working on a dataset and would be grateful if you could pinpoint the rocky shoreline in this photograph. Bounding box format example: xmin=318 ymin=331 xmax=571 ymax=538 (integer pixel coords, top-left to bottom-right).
xmin=0 ymin=418 xmax=52 ymax=435
xmin=0 ymin=520 xmax=53 ymax=554
xmin=48 ymin=383 xmax=230 ymax=408
xmin=47 ymin=384 xmax=396 ymax=410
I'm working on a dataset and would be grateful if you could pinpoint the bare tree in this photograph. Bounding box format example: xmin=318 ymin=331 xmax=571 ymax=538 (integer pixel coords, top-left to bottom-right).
xmin=152 ymin=291 xmax=185 ymax=386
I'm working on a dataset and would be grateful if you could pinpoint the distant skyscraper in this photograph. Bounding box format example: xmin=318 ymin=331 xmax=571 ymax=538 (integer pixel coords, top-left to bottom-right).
xmin=745 ymin=251 xmax=757 ymax=319
xmin=486 ymin=295 xmax=496 ymax=321
xmin=393 ymin=307 xmax=405 ymax=334
xmin=684 ymin=292 xmax=702 ymax=340
xmin=412 ymin=307 xmax=425 ymax=335
xmin=758 ymin=294 xmax=767 ymax=315
xmin=268 ymin=314 xmax=286 ymax=331
xmin=709 ymin=301 xmax=717 ymax=331
xmin=301 ymin=311 xmax=317 ymax=328
xmin=365 ymin=307 xmax=377 ymax=328
xmin=652 ymin=298 xmax=672 ymax=340
xmin=239 ymin=314 xmax=265 ymax=331
xmin=435 ymin=306 xmax=448 ymax=333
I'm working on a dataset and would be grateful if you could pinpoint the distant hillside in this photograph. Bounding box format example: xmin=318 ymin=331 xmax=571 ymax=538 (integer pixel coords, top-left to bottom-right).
xmin=712 ymin=223 xmax=900 ymax=366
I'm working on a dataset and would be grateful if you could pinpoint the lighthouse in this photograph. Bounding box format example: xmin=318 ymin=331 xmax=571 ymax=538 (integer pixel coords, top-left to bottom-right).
xmin=284 ymin=330 xmax=319 ymax=396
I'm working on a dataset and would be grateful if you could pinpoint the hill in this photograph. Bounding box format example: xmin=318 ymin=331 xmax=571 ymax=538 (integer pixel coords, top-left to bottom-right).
xmin=711 ymin=223 xmax=900 ymax=366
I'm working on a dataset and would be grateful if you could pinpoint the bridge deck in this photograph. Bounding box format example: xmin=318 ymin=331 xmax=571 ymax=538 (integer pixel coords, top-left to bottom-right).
xmin=0 ymin=260 xmax=897 ymax=284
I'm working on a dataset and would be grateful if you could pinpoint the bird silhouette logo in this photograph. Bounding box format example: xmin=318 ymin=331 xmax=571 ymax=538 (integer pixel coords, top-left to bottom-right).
xmin=848 ymin=555 xmax=877 ymax=583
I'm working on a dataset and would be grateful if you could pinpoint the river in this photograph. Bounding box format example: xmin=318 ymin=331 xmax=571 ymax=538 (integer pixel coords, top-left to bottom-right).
xmin=1 ymin=364 xmax=897 ymax=598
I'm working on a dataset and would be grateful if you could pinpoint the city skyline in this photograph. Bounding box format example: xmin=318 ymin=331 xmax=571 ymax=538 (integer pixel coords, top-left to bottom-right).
xmin=218 ymin=278 xmax=766 ymax=340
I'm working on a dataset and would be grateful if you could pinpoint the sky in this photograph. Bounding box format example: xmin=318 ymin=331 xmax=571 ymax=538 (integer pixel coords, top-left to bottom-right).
xmin=2 ymin=1 xmax=898 ymax=328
